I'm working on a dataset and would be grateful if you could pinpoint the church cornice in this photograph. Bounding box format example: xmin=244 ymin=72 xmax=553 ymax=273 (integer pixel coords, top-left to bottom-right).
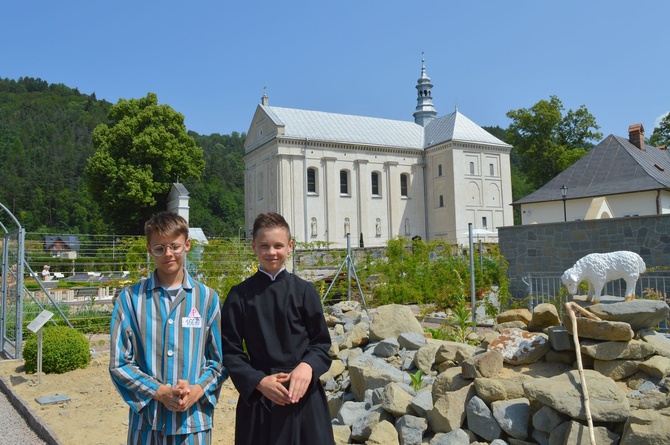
xmin=277 ymin=137 xmax=423 ymax=157
xmin=425 ymin=140 xmax=512 ymax=155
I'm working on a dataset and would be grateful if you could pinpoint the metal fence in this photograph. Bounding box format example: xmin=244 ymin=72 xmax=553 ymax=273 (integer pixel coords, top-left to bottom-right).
xmin=517 ymin=272 xmax=670 ymax=331
xmin=1 ymin=228 xmax=24 ymax=359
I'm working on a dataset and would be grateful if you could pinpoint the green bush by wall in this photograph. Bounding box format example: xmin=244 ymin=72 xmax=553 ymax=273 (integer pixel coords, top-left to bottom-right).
xmin=22 ymin=326 xmax=91 ymax=374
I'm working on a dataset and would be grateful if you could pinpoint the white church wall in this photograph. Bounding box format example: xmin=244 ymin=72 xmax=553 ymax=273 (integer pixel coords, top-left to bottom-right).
xmin=243 ymin=104 xmax=513 ymax=249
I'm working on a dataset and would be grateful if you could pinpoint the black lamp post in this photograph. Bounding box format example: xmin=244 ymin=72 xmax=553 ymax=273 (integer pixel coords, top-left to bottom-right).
xmin=561 ymin=185 xmax=568 ymax=222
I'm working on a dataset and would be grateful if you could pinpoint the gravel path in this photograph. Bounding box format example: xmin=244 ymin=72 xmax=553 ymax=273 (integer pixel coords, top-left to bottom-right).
xmin=0 ymin=385 xmax=46 ymax=444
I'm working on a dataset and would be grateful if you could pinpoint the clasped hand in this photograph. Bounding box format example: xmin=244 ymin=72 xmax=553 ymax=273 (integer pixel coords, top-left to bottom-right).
xmin=156 ymin=379 xmax=203 ymax=412
xmin=256 ymin=362 xmax=313 ymax=406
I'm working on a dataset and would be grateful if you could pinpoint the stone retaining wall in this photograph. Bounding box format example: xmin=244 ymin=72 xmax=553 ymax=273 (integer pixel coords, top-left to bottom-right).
xmin=499 ymin=214 xmax=670 ymax=278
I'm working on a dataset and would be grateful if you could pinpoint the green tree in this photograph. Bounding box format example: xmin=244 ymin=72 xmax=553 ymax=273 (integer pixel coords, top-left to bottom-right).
xmin=506 ymin=96 xmax=602 ymax=189
xmin=86 ymin=93 xmax=205 ymax=234
xmin=650 ymin=113 xmax=670 ymax=147
xmin=482 ymin=125 xmax=507 ymax=142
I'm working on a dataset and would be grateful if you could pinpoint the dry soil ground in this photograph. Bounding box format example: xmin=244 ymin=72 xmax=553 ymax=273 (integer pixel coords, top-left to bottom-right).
xmin=0 ymin=334 xmax=237 ymax=445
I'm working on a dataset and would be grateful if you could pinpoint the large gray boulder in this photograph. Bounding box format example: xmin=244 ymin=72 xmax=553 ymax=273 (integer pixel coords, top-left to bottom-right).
xmin=366 ymin=420 xmax=399 ymax=445
xmin=374 ymin=338 xmax=400 ymax=358
xmin=348 ymin=354 xmax=410 ymax=401
xmin=370 ymin=304 xmax=423 ymax=341
xmin=564 ymin=317 xmax=634 ymax=341
xmin=559 ymin=420 xmax=620 ymax=445
xmin=409 ymin=389 xmax=433 ymax=417
xmin=638 ymin=355 xmax=670 ymax=379
xmin=427 ymin=385 xmax=475 ymax=433
xmin=474 ymin=377 xmax=525 ymax=404
xmin=339 ymin=320 xmax=370 ymax=349
xmin=332 ymin=424 xmax=352 ymax=445
xmin=593 ymin=359 xmax=641 ymax=380
xmin=461 ymin=349 xmax=504 ymax=379
xmin=397 ymin=332 xmax=427 ymax=350
xmin=394 ymin=415 xmax=428 ymax=445
xmin=434 ymin=341 xmax=478 ymax=364
xmin=532 ymin=405 xmax=567 ymax=434
xmin=580 ymin=339 xmax=656 ymax=360
xmin=350 ymin=404 xmax=393 ymax=442
xmin=432 ymin=367 xmax=470 ymax=399
xmin=523 ymin=370 xmax=630 ymax=422
xmin=466 ymin=395 xmax=502 ymax=441
xmin=414 ymin=341 xmax=440 ymax=374
xmin=587 ymin=299 xmax=670 ymax=331
xmin=381 ymin=382 xmax=414 ymax=416
xmin=640 ymin=328 xmax=670 ymax=359
xmin=528 ymin=303 xmax=561 ymax=332
xmin=497 ymin=308 xmax=532 ymax=325
xmin=337 ymin=400 xmax=368 ymax=425
xmin=621 ymin=407 xmax=670 ymax=444
xmin=492 ymin=397 xmax=531 ymax=440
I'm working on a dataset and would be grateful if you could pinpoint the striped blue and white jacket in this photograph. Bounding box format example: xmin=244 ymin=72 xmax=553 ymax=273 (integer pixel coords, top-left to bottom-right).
xmin=109 ymin=269 xmax=226 ymax=434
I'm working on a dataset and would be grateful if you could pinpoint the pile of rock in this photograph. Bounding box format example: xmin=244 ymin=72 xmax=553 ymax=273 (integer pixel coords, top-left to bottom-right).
xmin=323 ymin=299 xmax=670 ymax=444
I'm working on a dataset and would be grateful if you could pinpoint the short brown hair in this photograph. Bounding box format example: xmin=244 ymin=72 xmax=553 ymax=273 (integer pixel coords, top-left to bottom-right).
xmin=252 ymin=212 xmax=291 ymax=240
xmin=144 ymin=211 xmax=189 ymax=241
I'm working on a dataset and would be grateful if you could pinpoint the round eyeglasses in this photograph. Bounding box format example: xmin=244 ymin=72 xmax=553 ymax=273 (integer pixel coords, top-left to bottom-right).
xmin=149 ymin=242 xmax=186 ymax=257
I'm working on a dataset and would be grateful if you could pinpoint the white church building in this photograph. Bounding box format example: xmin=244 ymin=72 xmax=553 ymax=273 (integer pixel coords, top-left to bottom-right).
xmin=243 ymin=59 xmax=514 ymax=249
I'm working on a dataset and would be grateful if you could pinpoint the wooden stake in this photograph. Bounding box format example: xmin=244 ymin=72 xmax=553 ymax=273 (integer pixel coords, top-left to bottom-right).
xmin=565 ymin=301 xmax=597 ymax=445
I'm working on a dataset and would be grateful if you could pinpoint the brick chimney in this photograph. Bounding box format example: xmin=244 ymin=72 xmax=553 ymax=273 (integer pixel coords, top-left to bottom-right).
xmin=628 ymin=123 xmax=645 ymax=150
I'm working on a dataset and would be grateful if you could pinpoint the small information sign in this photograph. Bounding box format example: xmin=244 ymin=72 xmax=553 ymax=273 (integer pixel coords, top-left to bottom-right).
xmin=26 ymin=310 xmax=54 ymax=385
xmin=27 ymin=310 xmax=54 ymax=333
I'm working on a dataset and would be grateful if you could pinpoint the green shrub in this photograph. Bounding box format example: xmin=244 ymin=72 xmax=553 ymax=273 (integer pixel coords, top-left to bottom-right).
xmin=23 ymin=326 xmax=90 ymax=374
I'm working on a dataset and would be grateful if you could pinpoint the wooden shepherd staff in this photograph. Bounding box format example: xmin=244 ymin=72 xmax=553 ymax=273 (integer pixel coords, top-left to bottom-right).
xmin=564 ymin=301 xmax=602 ymax=445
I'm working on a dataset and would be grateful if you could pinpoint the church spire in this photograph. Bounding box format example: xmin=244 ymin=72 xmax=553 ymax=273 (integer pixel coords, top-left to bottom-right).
xmin=413 ymin=52 xmax=437 ymax=126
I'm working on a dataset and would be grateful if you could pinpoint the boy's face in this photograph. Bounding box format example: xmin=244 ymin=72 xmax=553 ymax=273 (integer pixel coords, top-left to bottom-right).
xmin=252 ymin=227 xmax=293 ymax=276
xmin=147 ymin=233 xmax=190 ymax=278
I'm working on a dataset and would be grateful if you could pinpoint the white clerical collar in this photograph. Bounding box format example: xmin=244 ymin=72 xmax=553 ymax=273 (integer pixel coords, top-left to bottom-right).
xmin=258 ymin=266 xmax=286 ymax=281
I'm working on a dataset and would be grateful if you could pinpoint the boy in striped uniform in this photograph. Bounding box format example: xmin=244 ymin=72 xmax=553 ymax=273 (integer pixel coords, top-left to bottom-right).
xmin=110 ymin=211 xmax=226 ymax=444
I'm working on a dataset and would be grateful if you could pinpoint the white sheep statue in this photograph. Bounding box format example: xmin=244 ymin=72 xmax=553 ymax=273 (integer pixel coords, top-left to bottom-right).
xmin=561 ymin=251 xmax=646 ymax=303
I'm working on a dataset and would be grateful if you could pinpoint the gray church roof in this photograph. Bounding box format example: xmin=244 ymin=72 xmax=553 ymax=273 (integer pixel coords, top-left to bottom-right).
xmin=425 ymin=111 xmax=510 ymax=149
xmin=513 ymin=135 xmax=670 ymax=205
xmin=257 ymin=105 xmax=508 ymax=150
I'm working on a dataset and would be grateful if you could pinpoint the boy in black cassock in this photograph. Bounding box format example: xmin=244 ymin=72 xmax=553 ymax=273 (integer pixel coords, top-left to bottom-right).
xmin=221 ymin=212 xmax=335 ymax=445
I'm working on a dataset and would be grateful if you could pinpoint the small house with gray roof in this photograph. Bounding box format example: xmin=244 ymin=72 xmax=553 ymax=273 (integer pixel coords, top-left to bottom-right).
xmin=243 ymin=58 xmax=514 ymax=248
xmin=44 ymin=235 xmax=80 ymax=258
xmin=513 ymin=124 xmax=670 ymax=224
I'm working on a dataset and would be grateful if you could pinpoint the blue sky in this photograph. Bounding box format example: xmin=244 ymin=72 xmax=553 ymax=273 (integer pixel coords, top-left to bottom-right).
xmin=3 ymin=1 xmax=668 ymax=141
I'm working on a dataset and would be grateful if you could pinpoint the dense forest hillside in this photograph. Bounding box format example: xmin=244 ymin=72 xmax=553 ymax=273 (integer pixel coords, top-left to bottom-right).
xmin=0 ymin=77 xmax=246 ymax=236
